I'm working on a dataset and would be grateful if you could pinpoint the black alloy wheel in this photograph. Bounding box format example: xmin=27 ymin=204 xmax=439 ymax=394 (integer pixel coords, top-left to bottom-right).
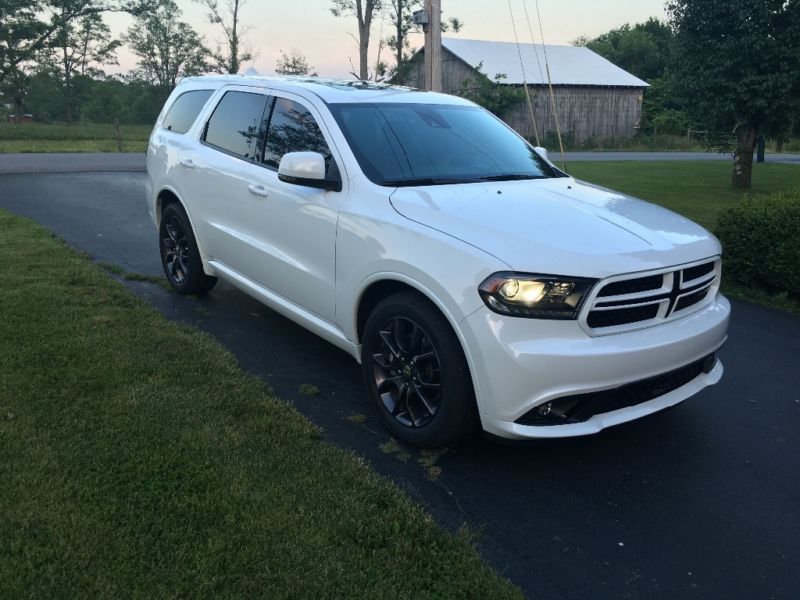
xmin=162 ymin=213 xmax=190 ymax=285
xmin=371 ymin=316 xmax=443 ymax=428
xmin=159 ymin=203 xmax=217 ymax=295
xmin=361 ymin=291 xmax=479 ymax=447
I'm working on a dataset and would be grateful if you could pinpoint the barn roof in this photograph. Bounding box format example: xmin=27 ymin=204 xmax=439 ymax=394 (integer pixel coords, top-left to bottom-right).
xmin=441 ymin=37 xmax=649 ymax=88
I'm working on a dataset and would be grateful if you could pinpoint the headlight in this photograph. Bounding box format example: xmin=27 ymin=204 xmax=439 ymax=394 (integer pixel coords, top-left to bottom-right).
xmin=478 ymin=272 xmax=597 ymax=319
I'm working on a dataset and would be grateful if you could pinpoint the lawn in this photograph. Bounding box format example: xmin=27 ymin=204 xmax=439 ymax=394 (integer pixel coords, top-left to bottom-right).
xmin=0 ymin=122 xmax=150 ymax=153
xmin=0 ymin=209 xmax=521 ymax=598
xmin=568 ymin=160 xmax=800 ymax=230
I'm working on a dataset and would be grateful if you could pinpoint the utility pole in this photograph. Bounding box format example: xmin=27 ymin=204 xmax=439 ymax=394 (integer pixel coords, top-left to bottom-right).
xmin=422 ymin=0 xmax=442 ymax=92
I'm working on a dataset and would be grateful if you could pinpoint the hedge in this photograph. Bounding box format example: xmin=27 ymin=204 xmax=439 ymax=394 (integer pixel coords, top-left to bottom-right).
xmin=716 ymin=189 xmax=800 ymax=298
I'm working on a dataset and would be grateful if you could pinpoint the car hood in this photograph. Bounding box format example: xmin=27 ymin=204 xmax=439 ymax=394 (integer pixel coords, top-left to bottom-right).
xmin=389 ymin=177 xmax=721 ymax=278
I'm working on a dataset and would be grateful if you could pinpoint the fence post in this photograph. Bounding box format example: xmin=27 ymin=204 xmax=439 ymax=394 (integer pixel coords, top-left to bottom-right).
xmin=114 ymin=118 xmax=123 ymax=153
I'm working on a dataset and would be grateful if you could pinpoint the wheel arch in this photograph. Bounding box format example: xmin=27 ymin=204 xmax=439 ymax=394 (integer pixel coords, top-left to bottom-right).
xmin=156 ymin=187 xmax=213 ymax=274
xmin=353 ymin=274 xmax=485 ymax=414
xmin=155 ymin=187 xmax=183 ymax=227
xmin=355 ymin=274 xmax=486 ymax=440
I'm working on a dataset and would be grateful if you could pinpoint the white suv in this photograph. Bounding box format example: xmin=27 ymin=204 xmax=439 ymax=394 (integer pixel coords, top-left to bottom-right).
xmin=146 ymin=75 xmax=730 ymax=446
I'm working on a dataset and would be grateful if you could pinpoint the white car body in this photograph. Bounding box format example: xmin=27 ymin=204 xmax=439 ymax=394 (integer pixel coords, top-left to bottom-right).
xmin=146 ymin=75 xmax=730 ymax=441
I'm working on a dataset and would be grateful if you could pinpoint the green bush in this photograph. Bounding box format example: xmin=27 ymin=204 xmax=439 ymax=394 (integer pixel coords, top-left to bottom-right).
xmin=716 ymin=189 xmax=800 ymax=298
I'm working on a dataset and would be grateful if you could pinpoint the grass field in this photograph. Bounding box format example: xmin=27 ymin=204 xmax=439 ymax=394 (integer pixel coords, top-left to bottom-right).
xmin=0 ymin=209 xmax=521 ymax=598
xmin=568 ymin=160 xmax=800 ymax=230
xmin=0 ymin=122 xmax=150 ymax=153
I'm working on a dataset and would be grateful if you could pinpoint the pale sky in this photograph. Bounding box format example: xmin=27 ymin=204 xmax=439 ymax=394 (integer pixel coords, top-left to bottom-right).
xmin=105 ymin=0 xmax=668 ymax=79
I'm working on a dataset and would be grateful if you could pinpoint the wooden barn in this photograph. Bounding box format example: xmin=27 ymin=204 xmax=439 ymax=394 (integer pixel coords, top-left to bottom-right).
xmin=400 ymin=38 xmax=649 ymax=143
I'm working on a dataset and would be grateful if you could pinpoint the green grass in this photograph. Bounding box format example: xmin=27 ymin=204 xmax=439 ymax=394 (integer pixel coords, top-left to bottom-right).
xmin=0 ymin=210 xmax=521 ymax=599
xmin=568 ymin=161 xmax=800 ymax=230
xmin=0 ymin=122 xmax=150 ymax=153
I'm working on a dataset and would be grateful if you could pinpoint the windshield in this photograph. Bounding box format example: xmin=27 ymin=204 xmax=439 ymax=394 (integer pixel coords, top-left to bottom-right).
xmin=328 ymin=102 xmax=559 ymax=186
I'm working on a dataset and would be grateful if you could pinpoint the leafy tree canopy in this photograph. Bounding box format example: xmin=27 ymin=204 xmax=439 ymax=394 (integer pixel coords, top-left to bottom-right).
xmin=275 ymin=49 xmax=314 ymax=76
xmin=667 ymin=0 xmax=800 ymax=187
xmin=585 ymin=18 xmax=673 ymax=82
xmin=124 ymin=0 xmax=211 ymax=90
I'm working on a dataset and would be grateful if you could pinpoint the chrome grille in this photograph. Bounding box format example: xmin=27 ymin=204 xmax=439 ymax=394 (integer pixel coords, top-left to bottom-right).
xmin=581 ymin=258 xmax=720 ymax=335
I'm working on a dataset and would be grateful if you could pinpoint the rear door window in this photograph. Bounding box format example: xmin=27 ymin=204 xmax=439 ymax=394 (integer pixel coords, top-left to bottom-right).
xmin=162 ymin=90 xmax=213 ymax=134
xmin=204 ymin=91 xmax=270 ymax=159
xmin=261 ymin=98 xmax=334 ymax=176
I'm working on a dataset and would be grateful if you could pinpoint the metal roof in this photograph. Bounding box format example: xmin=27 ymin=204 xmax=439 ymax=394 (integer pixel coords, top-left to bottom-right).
xmin=442 ymin=37 xmax=649 ymax=88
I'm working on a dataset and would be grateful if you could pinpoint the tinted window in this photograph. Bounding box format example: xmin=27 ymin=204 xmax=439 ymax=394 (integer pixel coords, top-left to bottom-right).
xmin=262 ymin=98 xmax=333 ymax=174
xmin=162 ymin=90 xmax=213 ymax=134
xmin=329 ymin=103 xmax=557 ymax=186
xmin=204 ymin=91 xmax=269 ymax=159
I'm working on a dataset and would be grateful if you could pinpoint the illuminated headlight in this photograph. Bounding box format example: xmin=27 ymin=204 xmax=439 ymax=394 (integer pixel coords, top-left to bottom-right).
xmin=478 ymin=272 xmax=597 ymax=319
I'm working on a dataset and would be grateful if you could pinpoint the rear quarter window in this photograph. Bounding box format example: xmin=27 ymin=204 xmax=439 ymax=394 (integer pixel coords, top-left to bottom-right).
xmin=162 ymin=89 xmax=214 ymax=134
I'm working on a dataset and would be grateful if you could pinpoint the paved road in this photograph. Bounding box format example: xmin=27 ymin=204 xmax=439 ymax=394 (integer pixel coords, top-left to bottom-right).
xmin=563 ymin=151 xmax=800 ymax=164
xmin=0 ymin=152 xmax=147 ymax=174
xmin=1 ymin=162 xmax=799 ymax=599
xmin=1 ymin=150 xmax=799 ymax=176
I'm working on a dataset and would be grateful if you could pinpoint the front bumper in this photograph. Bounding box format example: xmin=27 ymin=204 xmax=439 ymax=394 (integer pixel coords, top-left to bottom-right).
xmin=460 ymin=293 xmax=731 ymax=439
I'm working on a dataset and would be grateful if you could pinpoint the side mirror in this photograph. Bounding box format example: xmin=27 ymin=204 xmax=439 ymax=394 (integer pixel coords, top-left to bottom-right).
xmin=278 ymin=151 xmax=341 ymax=192
xmin=534 ymin=146 xmax=549 ymax=161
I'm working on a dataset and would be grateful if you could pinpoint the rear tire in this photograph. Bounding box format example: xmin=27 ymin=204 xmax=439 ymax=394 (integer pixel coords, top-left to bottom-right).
xmin=361 ymin=291 xmax=479 ymax=447
xmin=159 ymin=203 xmax=217 ymax=295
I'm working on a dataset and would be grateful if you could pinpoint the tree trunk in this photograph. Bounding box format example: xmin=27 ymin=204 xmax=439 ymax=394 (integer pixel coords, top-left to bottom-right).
xmin=13 ymin=98 xmax=24 ymax=124
xmin=63 ymin=44 xmax=73 ymax=122
xmin=229 ymin=35 xmax=239 ymax=74
xmin=229 ymin=0 xmax=240 ymax=74
xmin=355 ymin=0 xmax=376 ymax=80
xmin=394 ymin=0 xmax=404 ymax=83
xmin=776 ymin=133 xmax=785 ymax=153
xmin=732 ymin=127 xmax=757 ymax=189
xmin=359 ymin=38 xmax=369 ymax=79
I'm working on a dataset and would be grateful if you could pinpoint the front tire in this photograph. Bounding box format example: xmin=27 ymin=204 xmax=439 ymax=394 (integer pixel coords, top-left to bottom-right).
xmin=361 ymin=292 xmax=479 ymax=447
xmin=159 ymin=203 xmax=217 ymax=295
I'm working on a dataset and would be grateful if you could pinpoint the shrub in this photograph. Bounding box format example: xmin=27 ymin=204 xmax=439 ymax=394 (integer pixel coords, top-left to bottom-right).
xmin=716 ymin=189 xmax=800 ymax=298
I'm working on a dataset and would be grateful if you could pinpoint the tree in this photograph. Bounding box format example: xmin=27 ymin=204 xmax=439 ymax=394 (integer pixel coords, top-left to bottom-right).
xmin=275 ymin=49 xmax=313 ymax=76
xmin=2 ymin=0 xmax=54 ymax=119
xmin=571 ymin=35 xmax=590 ymax=47
xmin=194 ymin=0 xmax=253 ymax=74
xmin=43 ymin=11 xmax=120 ymax=120
xmin=330 ymin=0 xmax=382 ymax=80
xmin=584 ymin=18 xmax=673 ymax=82
xmin=458 ymin=63 xmax=523 ymax=117
xmin=667 ymin=0 xmax=800 ymax=188
xmin=385 ymin=0 xmax=417 ymax=83
xmin=384 ymin=0 xmax=463 ymax=84
xmin=577 ymin=19 xmax=688 ymax=135
xmin=124 ymin=0 xmax=211 ymax=91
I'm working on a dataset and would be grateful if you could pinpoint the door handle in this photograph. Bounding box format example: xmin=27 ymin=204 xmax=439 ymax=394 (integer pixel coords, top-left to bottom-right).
xmin=248 ymin=184 xmax=269 ymax=197
xmin=179 ymin=158 xmax=196 ymax=169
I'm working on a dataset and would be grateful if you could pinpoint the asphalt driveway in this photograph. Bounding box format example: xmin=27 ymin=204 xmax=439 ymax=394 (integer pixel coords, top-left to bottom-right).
xmin=1 ymin=156 xmax=798 ymax=599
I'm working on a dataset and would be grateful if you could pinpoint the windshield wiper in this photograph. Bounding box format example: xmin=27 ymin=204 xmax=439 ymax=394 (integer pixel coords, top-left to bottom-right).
xmin=381 ymin=174 xmax=550 ymax=187
xmin=381 ymin=177 xmax=473 ymax=187
xmin=474 ymin=174 xmax=549 ymax=182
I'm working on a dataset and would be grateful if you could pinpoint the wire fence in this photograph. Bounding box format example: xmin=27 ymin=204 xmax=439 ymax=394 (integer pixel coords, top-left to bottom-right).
xmin=686 ymin=129 xmax=737 ymax=154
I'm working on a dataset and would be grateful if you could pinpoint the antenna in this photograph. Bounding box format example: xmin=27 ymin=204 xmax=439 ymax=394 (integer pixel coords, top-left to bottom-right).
xmin=526 ymin=0 xmax=567 ymax=171
xmin=507 ymin=0 xmax=540 ymax=146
